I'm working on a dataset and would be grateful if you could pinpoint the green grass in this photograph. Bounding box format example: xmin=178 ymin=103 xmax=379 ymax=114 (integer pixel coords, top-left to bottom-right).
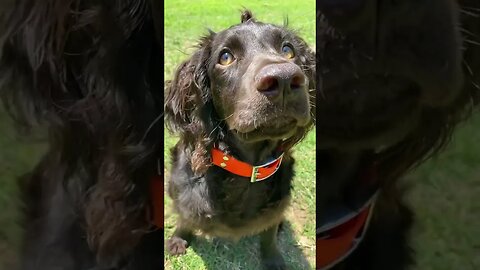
xmin=0 ymin=110 xmax=45 ymax=270
xmin=408 ymin=112 xmax=480 ymax=270
xmin=164 ymin=0 xmax=316 ymax=269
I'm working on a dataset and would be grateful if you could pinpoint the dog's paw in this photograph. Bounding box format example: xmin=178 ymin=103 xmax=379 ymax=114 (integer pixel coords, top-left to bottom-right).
xmin=166 ymin=236 xmax=189 ymax=256
xmin=261 ymin=255 xmax=287 ymax=270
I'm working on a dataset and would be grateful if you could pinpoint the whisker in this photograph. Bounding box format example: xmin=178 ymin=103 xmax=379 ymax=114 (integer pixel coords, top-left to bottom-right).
xmin=223 ymin=114 xmax=234 ymax=120
xmin=464 ymin=38 xmax=480 ymax=47
xmin=463 ymin=60 xmax=474 ymax=76
xmin=141 ymin=112 xmax=164 ymax=142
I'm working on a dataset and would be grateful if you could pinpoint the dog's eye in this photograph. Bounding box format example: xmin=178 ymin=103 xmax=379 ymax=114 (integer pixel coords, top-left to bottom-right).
xmin=281 ymin=44 xmax=295 ymax=59
xmin=219 ymin=51 xmax=235 ymax=66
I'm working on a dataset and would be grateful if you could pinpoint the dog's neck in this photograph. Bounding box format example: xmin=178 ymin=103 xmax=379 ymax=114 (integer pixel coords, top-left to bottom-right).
xmin=218 ymin=135 xmax=283 ymax=166
xmin=317 ymin=149 xmax=372 ymax=211
xmin=217 ymin=135 xmax=376 ymax=201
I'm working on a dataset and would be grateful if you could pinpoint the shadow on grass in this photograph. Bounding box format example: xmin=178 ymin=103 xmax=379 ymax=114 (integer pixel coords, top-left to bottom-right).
xmin=188 ymin=221 xmax=312 ymax=270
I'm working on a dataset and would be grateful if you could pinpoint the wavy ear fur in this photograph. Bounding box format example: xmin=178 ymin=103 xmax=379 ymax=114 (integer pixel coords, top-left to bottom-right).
xmin=165 ymin=33 xmax=216 ymax=174
xmin=241 ymin=9 xmax=255 ymax=23
xmin=0 ymin=0 xmax=75 ymax=127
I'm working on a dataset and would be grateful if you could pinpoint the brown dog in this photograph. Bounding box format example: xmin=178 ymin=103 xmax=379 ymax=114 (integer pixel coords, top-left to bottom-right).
xmin=165 ymin=10 xmax=315 ymax=270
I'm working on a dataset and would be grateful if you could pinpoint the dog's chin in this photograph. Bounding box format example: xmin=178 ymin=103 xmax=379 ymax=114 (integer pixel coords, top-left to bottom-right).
xmin=317 ymin=74 xmax=424 ymax=151
xmin=317 ymin=112 xmax=420 ymax=152
xmin=231 ymin=117 xmax=306 ymax=143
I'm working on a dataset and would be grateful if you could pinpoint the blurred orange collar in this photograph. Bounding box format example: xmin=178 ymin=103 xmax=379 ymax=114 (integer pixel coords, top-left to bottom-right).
xmin=211 ymin=147 xmax=284 ymax=183
xmin=317 ymin=193 xmax=377 ymax=269
xmin=317 ymin=165 xmax=379 ymax=269
xmin=151 ymin=173 xmax=163 ymax=229
xmin=151 ymin=159 xmax=163 ymax=229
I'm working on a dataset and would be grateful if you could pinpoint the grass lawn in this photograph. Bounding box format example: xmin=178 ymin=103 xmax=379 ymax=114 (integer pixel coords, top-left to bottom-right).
xmin=164 ymin=0 xmax=316 ymax=269
xmin=0 ymin=111 xmax=45 ymax=270
xmin=408 ymin=111 xmax=480 ymax=270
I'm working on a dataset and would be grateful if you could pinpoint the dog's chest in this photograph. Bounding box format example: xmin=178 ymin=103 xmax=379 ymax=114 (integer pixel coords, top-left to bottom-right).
xmin=196 ymin=169 xmax=292 ymax=240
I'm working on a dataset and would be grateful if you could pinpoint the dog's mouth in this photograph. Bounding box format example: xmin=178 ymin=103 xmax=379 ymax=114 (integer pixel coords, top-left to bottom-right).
xmin=232 ymin=116 xmax=307 ymax=142
xmin=317 ymin=75 xmax=422 ymax=149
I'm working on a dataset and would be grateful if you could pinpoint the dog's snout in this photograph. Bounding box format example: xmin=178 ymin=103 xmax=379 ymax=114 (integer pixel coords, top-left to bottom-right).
xmin=318 ymin=0 xmax=365 ymax=17
xmin=255 ymin=63 xmax=305 ymax=99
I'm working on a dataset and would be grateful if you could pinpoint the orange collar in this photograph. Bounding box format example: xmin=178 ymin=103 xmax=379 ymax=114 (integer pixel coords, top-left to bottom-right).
xmin=317 ymin=193 xmax=377 ymax=269
xmin=317 ymin=163 xmax=379 ymax=269
xmin=151 ymin=147 xmax=283 ymax=228
xmin=211 ymin=147 xmax=284 ymax=182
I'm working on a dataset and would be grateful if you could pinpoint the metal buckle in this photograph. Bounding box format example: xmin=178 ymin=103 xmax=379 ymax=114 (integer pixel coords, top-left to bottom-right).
xmin=249 ymin=154 xmax=283 ymax=183
xmin=250 ymin=165 xmax=261 ymax=183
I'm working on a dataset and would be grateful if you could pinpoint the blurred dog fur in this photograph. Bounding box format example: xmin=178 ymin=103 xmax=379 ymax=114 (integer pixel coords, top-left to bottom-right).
xmin=317 ymin=0 xmax=479 ymax=269
xmin=0 ymin=1 xmax=164 ymax=269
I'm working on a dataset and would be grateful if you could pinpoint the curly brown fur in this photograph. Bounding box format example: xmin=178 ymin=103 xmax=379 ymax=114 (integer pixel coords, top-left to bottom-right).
xmin=0 ymin=1 xmax=163 ymax=269
xmin=317 ymin=0 xmax=479 ymax=269
xmin=165 ymin=10 xmax=315 ymax=270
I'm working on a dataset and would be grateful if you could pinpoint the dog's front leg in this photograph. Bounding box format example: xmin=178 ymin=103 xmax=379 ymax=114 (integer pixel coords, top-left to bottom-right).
xmin=166 ymin=225 xmax=194 ymax=256
xmin=260 ymin=223 xmax=287 ymax=270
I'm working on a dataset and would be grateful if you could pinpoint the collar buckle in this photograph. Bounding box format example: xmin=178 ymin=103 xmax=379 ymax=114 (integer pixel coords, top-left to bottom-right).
xmin=250 ymin=166 xmax=261 ymax=183
xmin=250 ymin=154 xmax=284 ymax=183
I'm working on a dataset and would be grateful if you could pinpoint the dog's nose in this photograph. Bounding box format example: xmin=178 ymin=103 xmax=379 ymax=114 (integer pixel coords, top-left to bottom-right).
xmin=255 ymin=63 xmax=305 ymax=99
xmin=317 ymin=0 xmax=365 ymax=18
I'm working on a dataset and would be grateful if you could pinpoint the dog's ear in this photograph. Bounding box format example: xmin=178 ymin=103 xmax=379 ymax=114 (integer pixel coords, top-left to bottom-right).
xmin=305 ymin=47 xmax=316 ymax=123
xmin=164 ymin=45 xmax=211 ymax=134
xmin=0 ymin=1 xmax=153 ymax=129
xmin=241 ymin=9 xmax=255 ymax=23
xmin=0 ymin=0 xmax=74 ymax=127
xmin=165 ymin=33 xmax=216 ymax=174
xmin=297 ymin=42 xmax=316 ymax=124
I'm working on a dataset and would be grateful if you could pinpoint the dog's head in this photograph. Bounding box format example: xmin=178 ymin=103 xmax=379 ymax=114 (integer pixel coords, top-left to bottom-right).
xmin=165 ymin=10 xmax=315 ymax=172
xmin=317 ymin=0 xmax=478 ymax=173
